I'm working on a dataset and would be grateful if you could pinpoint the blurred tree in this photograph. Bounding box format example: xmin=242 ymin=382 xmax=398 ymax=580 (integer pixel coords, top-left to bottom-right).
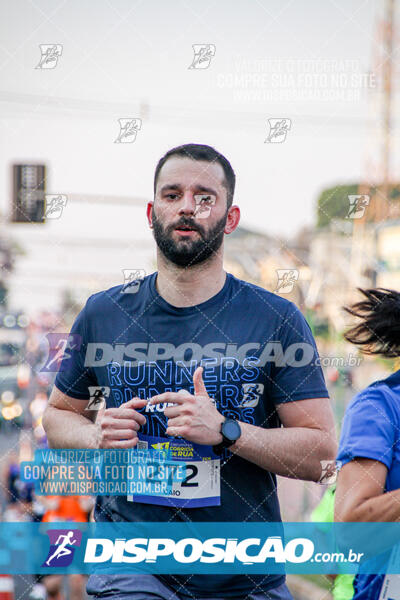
xmin=316 ymin=183 xmax=400 ymax=228
xmin=316 ymin=184 xmax=359 ymax=228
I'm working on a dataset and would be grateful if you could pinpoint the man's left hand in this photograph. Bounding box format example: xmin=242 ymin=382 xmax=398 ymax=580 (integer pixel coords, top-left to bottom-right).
xmin=148 ymin=366 xmax=224 ymax=445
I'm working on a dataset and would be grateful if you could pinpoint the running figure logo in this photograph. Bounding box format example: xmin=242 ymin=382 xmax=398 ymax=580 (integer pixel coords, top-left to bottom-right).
xmin=86 ymin=386 xmax=110 ymax=410
xmin=188 ymin=44 xmax=216 ymax=69
xmin=35 ymin=44 xmax=63 ymax=69
xmin=42 ymin=529 xmax=82 ymax=567
xmin=240 ymin=383 xmax=264 ymax=408
xmin=114 ymin=118 xmax=142 ymax=143
xmin=121 ymin=269 xmax=146 ymax=293
xmin=265 ymin=118 xmax=291 ymax=143
xmin=274 ymin=269 xmax=299 ymax=294
xmin=193 ymin=194 xmax=216 ymax=219
xmin=346 ymin=195 xmax=370 ymax=219
xmin=41 ymin=333 xmax=82 ymax=373
xmin=45 ymin=195 xmax=67 ymax=219
xmin=318 ymin=460 xmax=342 ymax=485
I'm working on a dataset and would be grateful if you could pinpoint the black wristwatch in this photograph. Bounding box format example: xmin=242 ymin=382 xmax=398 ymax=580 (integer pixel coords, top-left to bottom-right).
xmin=212 ymin=417 xmax=241 ymax=455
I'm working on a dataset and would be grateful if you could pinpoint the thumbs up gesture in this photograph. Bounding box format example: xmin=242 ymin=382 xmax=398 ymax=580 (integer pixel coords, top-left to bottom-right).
xmin=148 ymin=366 xmax=224 ymax=445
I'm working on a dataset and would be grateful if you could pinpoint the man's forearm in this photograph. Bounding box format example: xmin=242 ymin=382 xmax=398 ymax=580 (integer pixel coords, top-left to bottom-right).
xmin=229 ymin=422 xmax=337 ymax=481
xmin=43 ymin=406 xmax=99 ymax=449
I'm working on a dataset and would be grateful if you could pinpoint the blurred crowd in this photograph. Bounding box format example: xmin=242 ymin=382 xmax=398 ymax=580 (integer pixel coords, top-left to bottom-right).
xmin=0 ymin=310 xmax=95 ymax=600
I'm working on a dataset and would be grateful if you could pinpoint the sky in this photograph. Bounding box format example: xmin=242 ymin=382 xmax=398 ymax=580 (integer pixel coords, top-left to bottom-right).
xmin=0 ymin=0 xmax=397 ymax=238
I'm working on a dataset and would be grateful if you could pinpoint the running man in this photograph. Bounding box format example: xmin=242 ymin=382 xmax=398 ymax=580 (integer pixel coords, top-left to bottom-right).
xmin=43 ymin=143 xmax=337 ymax=599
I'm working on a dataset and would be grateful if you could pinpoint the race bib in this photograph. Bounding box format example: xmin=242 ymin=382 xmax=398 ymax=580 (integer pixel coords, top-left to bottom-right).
xmin=127 ymin=434 xmax=221 ymax=508
xmin=379 ymin=544 xmax=400 ymax=599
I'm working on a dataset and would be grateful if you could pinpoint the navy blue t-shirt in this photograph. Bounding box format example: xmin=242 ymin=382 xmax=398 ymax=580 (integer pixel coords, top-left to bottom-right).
xmin=55 ymin=271 xmax=329 ymax=598
xmin=337 ymin=370 xmax=400 ymax=600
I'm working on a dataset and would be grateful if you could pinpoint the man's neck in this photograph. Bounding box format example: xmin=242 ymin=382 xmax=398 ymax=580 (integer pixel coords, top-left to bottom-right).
xmin=155 ymin=255 xmax=227 ymax=308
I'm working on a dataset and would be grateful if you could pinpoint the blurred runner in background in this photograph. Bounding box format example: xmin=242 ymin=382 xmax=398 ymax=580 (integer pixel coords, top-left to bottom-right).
xmin=311 ymin=485 xmax=354 ymax=599
xmin=41 ymin=495 xmax=94 ymax=600
xmin=335 ymin=287 xmax=400 ymax=599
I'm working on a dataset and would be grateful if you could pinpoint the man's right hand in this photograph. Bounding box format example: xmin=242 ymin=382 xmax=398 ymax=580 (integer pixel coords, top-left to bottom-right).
xmin=43 ymin=387 xmax=149 ymax=450
xmin=96 ymin=398 xmax=148 ymax=449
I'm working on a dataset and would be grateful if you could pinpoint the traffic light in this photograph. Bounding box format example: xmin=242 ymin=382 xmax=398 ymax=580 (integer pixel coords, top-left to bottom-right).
xmin=12 ymin=164 xmax=46 ymax=223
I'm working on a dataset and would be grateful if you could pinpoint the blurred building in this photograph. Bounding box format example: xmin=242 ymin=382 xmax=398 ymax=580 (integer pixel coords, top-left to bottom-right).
xmin=6 ymin=187 xmax=390 ymax=326
xmin=1 ymin=194 xmax=155 ymax=315
xmin=307 ymin=222 xmax=376 ymax=331
xmin=1 ymin=200 xmax=312 ymax=317
xmin=224 ymin=226 xmax=308 ymax=307
xmin=376 ymin=220 xmax=400 ymax=289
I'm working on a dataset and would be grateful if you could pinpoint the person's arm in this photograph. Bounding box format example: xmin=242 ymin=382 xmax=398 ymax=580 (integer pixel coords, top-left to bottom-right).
xmin=43 ymin=385 xmax=147 ymax=449
xmin=151 ymin=367 xmax=337 ymax=483
xmin=334 ymin=387 xmax=399 ymax=522
xmin=335 ymin=457 xmax=400 ymax=522
xmin=43 ymin=298 xmax=148 ymax=449
xmin=229 ymin=299 xmax=337 ymax=481
xmin=230 ymin=396 xmax=337 ymax=482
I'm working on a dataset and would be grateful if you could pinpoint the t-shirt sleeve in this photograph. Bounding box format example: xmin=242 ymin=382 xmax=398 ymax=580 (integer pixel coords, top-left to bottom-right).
xmin=54 ymin=300 xmax=97 ymax=400
xmin=269 ymin=303 xmax=329 ymax=404
xmin=337 ymin=389 xmax=396 ymax=469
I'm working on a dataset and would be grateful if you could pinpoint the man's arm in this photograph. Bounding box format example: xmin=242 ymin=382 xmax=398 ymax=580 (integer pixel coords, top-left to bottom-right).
xmin=43 ymin=385 xmax=148 ymax=449
xmin=229 ymin=397 xmax=337 ymax=482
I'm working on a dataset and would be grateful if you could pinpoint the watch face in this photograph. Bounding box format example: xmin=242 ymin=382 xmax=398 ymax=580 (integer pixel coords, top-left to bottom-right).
xmin=222 ymin=419 xmax=241 ymax=441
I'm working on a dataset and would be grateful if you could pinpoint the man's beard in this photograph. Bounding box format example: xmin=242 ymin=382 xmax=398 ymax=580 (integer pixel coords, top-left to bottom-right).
xmin=151 ymin=207 xmax=227 ymax=267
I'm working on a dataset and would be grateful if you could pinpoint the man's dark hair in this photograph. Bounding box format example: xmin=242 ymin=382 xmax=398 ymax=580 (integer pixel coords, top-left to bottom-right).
xmin=153 ymin=143 xmax=236 ymax=209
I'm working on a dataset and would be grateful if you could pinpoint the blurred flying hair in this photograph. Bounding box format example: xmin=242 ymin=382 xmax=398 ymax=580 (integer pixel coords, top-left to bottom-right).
xmin=154 ymin=143 xmax=236 ymax=209
xmin=343 ymin=288 xmax=400 ymax=358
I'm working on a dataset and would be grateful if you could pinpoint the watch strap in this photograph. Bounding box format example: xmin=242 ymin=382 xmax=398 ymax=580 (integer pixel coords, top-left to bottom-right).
xmin=212 ymin=418 xmax=240 ymax=455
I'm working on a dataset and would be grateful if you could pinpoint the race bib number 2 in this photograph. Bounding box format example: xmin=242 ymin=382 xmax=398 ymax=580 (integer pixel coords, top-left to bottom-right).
xmin=127 ymin=435 xmax=221 ymax=508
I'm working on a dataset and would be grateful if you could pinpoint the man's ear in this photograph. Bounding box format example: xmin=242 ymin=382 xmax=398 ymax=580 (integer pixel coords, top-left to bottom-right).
xmin=224 ymin=205 xmax=240 ymax=235
xmin=147 ymin=201 xmax=154 ymax=229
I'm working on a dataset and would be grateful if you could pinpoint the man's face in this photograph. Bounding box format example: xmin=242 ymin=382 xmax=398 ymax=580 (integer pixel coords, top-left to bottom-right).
xmin=150 ymin=157 xmax=230 ymax=268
